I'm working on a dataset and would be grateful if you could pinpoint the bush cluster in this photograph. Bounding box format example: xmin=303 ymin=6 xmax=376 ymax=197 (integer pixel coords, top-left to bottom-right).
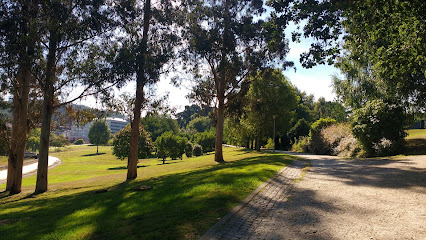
xmin=351 ymin=100 xmax=407 ymax=156
xmin=74 ymin=139 xmax=84 ymax=145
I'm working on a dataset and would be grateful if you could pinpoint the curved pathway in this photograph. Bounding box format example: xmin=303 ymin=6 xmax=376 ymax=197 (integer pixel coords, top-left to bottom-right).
xmin=0 ymin=156 xmax=61 ymax=184
xmin=201 ymin=151 xmax=426 ymax=240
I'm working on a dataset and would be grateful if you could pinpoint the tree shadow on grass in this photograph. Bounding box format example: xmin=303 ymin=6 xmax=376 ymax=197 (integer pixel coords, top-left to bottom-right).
xmin=0 ymin=154 xmax=292 ymax=240
xmin=404 ymin=138 xmax=426 ymax=155
xmin=107 ymin=165 xmax=146 ymax=170
xmin=82 ymin=153 xmax=106 ymax=157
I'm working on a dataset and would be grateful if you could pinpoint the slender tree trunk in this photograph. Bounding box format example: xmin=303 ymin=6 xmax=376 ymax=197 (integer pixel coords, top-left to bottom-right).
xmin=97 ymin=145 xmax=99 ymax=154
xmin=255 ymin=135 xmax=261 ymax=151
xmin=127 ymin=0 xmax=151 ymax=180
xmin=214 ymin=0 xmax=230 ymax=163
xmin=6 ymin=70 xmax=31 ymax=194
xmin=214 ymin=95 xmax=225 ymax=162
xmin=35 ymin=30 xmax=57 ymax=194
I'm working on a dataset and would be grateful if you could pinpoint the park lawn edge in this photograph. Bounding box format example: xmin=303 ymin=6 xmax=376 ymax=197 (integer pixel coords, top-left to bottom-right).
xmin=0 ymin=147 xmax=297 ymax=240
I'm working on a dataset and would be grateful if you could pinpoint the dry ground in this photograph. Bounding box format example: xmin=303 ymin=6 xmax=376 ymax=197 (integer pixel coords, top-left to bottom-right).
xmin=263 ymin=153 xmax=425 ymax=239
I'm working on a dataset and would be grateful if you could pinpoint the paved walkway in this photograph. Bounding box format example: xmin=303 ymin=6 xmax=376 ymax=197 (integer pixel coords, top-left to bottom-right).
xmin=0 ymin=156 xmax=61 ymax=184
xmin=200 ymin=151 xmax=425 ymax=240
xmin=201 ymin=159 xmax=307 ymax=240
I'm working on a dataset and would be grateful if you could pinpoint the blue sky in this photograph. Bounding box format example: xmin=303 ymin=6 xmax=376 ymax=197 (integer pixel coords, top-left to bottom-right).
xmin=78 ymin=22 xmax=341 ymax=113
xmin=152 ymin=35 xmax=341 ymax=112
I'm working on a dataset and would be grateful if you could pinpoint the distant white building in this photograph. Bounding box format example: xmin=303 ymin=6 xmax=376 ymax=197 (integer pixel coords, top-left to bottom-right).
xmin=66 ymin=117 xmax=129 ymax=142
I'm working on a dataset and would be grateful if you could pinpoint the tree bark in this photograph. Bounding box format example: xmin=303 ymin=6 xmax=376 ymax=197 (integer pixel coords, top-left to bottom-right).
xmin=6 ymin=1 xmax=37 ymax=194
xmin=214 ymin=95 xmax=225 ymax=162
xmin=255 ymin=134 xmax=261 ymax=151
xmin=7 ymin=70 xmax=31 ymax=194
xmin=213 ymin=0 xmax=230 ymax=163
xmin=127 ymin=0 xmax=151 ymax=180
xmin=35 ymin=29 xmax=57 ymax=194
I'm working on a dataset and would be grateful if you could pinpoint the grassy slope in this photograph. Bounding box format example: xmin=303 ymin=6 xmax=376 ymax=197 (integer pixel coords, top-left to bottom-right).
xmin=404 ymin=129 xmax=426 ymax=155
xmin=0 ymin=146 xmax=296 ymax=240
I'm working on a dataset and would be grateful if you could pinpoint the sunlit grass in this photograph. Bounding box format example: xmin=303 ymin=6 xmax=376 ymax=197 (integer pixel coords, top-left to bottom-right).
xmin=404 ymin=129 xmax=426 ymax=155
xmin=0 ymin=146 xmax=296 ymax=240
xmin=406 ymin=129 xmax=426 ymax=139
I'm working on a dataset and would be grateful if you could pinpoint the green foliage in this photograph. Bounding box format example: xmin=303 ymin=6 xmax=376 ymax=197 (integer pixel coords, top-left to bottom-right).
xmin=74 ymin=139 xmax=85 ymax=145
xmin=193 ymin=144 xmax=203 ymax=157
xmin=352 ymin=100 xmax=408 ymax=156
xmin=185 ymin=141 xmax=193 ymax=158
xmin=287 ymin=118 xmax=310 ymax=143
xmin=308 ymin=118 xmax=337 ymax=154
xmin=50 ymin=133 xmax=70 ymax=148
xmin=88 ymin=119 xmax=111 ymax=148
xmin=155 ymin=131 xmax=188 ymax=163
xmin=242 ymin=69 xmax=298 ymax=147
xmin=313 ymin=98 xmax=347 ymax=122
xmin=186 ymin=116 xmax=213 ymax=133
xmin=291 ymin=136 xmax=310 ymax=153
xmin=112 ymin=124 xmax=153 ymax=160
xmin=0 ymin=114 xmax=9 ymax=155
xmin=309 ymin=118 xmax=337 ymax=138
xmin=141 ymin=114 xmax=179 ymax=142
xmin=176 ymin=104 xmax=202 ymax=128
xmin=25 ymin=128 xmax=41 ymax=152
xmin=193 ymin=128 xmax=215 ymax=153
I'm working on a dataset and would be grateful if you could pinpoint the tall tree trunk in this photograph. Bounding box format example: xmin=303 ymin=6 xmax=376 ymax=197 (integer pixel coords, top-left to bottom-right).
xmin=214 ymin=0 xmax=230 ymax=163
xmin=6 ymin=70 xmax=31 ymax=194
xmin=214 ymin=94 xmax=225 ymax=162
xmin=255 ymin=134 xmax=261 ymax=151
xmin=6 ymin=1 xmax=37 ymax=194
xmin=35 ymin=30 xmax=57 ymax=194
xmin=127 ymin=0 xmax=151 ymax=180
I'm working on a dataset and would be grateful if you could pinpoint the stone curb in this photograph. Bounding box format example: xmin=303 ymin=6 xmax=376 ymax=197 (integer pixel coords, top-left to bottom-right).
xmin=199 ymin=162 xmax=294 ymax=240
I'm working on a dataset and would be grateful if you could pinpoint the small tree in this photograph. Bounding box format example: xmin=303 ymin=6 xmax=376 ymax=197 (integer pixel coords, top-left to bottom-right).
xmin=185 ymin=142 xmax=193 ymax=158
xmin=193 ymin=144 xmax=203 ymax=157
xmin=74 ymin=139 xmax=84 ymax=145
xmin=112 ymin=124 xmax=153 ymax=161
xmin=155 ymin=132 xmax=187 ymax=163
xmin=88 ymin=119 xmax=111 ymax=154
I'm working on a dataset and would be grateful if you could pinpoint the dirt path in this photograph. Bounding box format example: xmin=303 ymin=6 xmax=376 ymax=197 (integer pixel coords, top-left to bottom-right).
xmin=201 ymin=152 xmax=426 ymax=239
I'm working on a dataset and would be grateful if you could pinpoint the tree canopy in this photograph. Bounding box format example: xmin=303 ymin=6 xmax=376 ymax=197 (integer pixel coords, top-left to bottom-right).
xmin=88 ymin=119 xmax=111 ymax=154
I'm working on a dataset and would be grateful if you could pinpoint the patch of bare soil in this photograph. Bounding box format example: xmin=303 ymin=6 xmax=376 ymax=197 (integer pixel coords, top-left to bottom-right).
xmin=267 ymin=153 xmax=425 ymax=240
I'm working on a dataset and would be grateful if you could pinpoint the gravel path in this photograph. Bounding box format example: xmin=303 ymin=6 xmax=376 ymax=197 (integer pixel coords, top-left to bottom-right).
xmin=201 ymin=152 xmax=426 ymax=240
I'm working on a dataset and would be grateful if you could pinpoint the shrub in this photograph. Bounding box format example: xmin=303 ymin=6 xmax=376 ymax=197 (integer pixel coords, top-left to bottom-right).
xmin=193 ymin=128 xmax=215 ymax=152
xmin=74 ymin=139 xmax=84 ymax=145
xmin=351 ymin=100 xmax=407 ymax=156
xmin=264 ymin=138 xmax=274 ymax=149
xmin=112 ymin=124 xmax=153 ymax=160
xmin=193 ymin=144 xmax=203 ymax=156
xmin=321 ymin=123 xmax=361 ymax=157
xmin=107 ymin=138 xmax=114 ymax=146
xmin=308 ymin=118 xmax=337 ymax=154
xmin=291 ymin=136 xmax=310 ymax=152
xmin=185 ymin=141 xmax=193 ymax=158
xmin=155 ymin=131 xmax=188 ymax=163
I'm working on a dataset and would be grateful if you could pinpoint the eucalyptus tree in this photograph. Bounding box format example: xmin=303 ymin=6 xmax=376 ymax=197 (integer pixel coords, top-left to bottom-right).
xmin=112 ymin=0 xmax=182 ymax=180
xmin=185 ymin=0 xmax=293 ymax=162
xmin=34 ymin=0 xmax=116 ymax=194
xmin=0 ymin=0 xmax=41 ymax=194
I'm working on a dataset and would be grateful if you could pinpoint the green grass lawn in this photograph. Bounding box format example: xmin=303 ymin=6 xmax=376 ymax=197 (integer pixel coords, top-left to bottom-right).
xmin=0 ymin=146 xmax=296 ymax=240
xmin=405 ymin=129 xmax=426 ymax=155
